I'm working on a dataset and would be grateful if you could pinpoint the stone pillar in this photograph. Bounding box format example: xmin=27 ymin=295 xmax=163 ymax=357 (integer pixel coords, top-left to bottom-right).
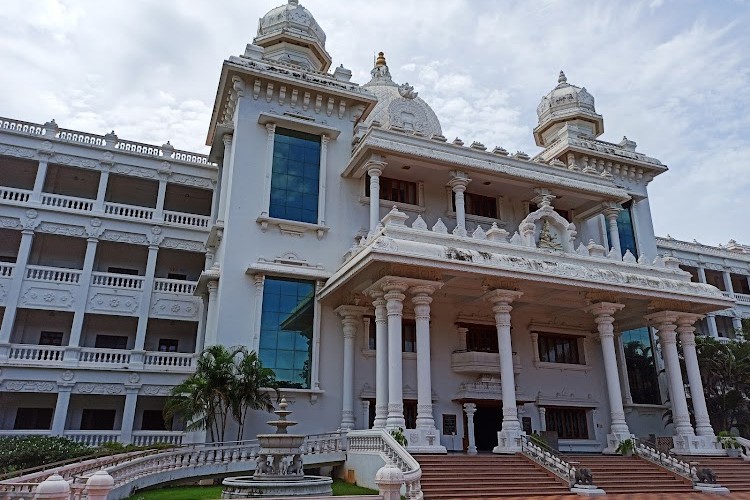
xmin=251 ymin=274 xmax=265 ymax=352
xmin=732 ymin=316 xmax=743 ymax=334
xmin=336 ymin=306 xmax=366 ymax=431
xmin=410 ymin=284 xmax=445 ymax=453
xmin=120 ymin=389 xmax=138 ymax=444
xmin=456 ymin=326 xmax=468 ymax=351
xmin=697 ymin=266 xmax=708 ymax=284
xmin=0 ymin=229 xmax=35 ymax=344
xmin=261 ymin=123 xmax=276 ymax=217
xmin=538 ymin=406 xmax=547 ymax=432
xmin=706 ymin=313 xmax=720 ymax=339
xmin=586 ymin=302 xmax=630 ymax=453
xmin=384 ymin=281 xmax=408 ymax=430
xmin=51 ymin=387 xmax=72 ymax=436
xmin=371 ymin=292 xmax=389 ymax=429
xmin=464 ymin=403 xmax=477 ymax=455
xmin=367 ymin=160 xmax=386 ymax=234
xmin=31 ymin=159 xmax=49 ymax=203
xmin=448 ymin=172 xmax=471 ymax=237
xmin=204 ymin=279 xmax=220 ymax=347
xmin=603 ymin=205 xmax=623 ymax=257
xmin=646 ymin=312 xmax=697 ymax=454
xmin=484 ymin=288 xmax=524 ymax=453
xmin=317 ymin=135 xmax=328 ymax=226
xmin=677 ymin=315 xmax=716 ymax=440
xmin=217 ymin=134 xmax=233 ymax=224
xmin=94 ymin=169 xmax=110 ymax=212
xmin=155 ymin=180 xmax=167 ymax=220
xmin=615 ymin=336 xmax=634 ymax=405
xmin=68 ymin=237 xmax=99 ymax=348
xmin=722 ymin=270 xmax=734 ymax=294
xmin=133 ymin=244 xmax=159 ymax=352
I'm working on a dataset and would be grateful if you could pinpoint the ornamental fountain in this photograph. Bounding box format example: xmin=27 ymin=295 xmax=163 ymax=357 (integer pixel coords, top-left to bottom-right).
xmin=222 ymin=398 xmax=333 ymax=498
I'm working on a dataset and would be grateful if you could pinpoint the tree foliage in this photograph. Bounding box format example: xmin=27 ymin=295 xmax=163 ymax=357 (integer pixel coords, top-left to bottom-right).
xmin=694 ymin=336 xmax=750 ymax=434
xmin=164 ymin=346 xmax=278 ymax=442
xmin=0 ymin=436 xmax=90 ymax=474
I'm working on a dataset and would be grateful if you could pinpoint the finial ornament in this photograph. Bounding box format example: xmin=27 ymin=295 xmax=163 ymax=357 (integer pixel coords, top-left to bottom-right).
xmin=288 ymin=0 xmax=299 ymax=5
xmin=558 ymin=70 xmax=567 ymax=84
xmin=375 ymin=51 xmax=386 ymax=67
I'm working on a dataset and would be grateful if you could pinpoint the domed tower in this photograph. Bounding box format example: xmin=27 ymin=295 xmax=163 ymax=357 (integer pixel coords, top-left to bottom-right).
xmin=253 ymin=0 xmax=332 ymax=72
xmin=362 ymin=52 xmax=443 ymax=137
xmin=533 ymin=71 xmax=604 ymax=147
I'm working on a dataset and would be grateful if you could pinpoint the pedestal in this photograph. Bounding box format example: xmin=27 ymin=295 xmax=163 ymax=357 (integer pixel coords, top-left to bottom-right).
xmin=405 ymin=427 xmax=446 ymax=454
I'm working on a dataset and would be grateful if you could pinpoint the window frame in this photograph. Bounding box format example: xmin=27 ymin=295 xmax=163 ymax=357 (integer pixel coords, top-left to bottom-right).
xmin=530 ymin=328 xmax=591 ymax=371
xmin=544 ymin=407 xmax=590 ymax=440
xmin=616 ymin=200 xmax=639 ymax=258
xmin=361 ymin=176 xmax=425 ymax=213
xmin=445 ymin=187 xmax=503 ymax=226
xmin=363 ymin=316 xmax=418 ymax=357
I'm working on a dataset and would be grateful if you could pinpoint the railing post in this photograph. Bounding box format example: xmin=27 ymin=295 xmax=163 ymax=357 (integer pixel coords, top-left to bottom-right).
xmin=375 ymin=464 xmax=404 ymax=500
xmin=85 ymin=470 xmax=114 ymax=500
xmin=34 ymin=474 xmax=71 ymax=500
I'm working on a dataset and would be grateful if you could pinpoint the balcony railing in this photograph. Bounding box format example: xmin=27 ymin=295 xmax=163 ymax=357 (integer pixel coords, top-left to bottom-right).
xmin=78 ymin=347 xmax=131 ymax=366
xmin=91 ymin=272 xmax=145 ymax=290
xmin=0 ymin=186 xmax=32 ymax=203
xmin=153 ymin=278 xmax=197 ymax=294
xmin=25 ymin=265 xmax=82 ymax=283
xmin=8 ymin=344 xmax=65 ymax=363
xmin=103 ymin=201 xmax=155 ymax=221
xmin=0 ymin=263 xmax=14 ymax=278
xmin=63 ymin=431 xmax=120 ymax=447
xmin=163 ymin=210 xmax=211 ymax=228
xmin=144 ymin=351 xmax=195 ymax=369
xmin=450 ymin=350 xmax=522 ymax=375
xmin=40 ymin=193 xmax=94 ymax=212
xmin=723 ymin=291 xmax=750 ymax=304
xmin=130 ymin=431 xmax=185 ymax=447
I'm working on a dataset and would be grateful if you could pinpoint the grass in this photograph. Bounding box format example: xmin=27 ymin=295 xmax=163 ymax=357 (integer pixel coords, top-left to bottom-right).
xmin=126 ymin=478 xmax=378 ymax=499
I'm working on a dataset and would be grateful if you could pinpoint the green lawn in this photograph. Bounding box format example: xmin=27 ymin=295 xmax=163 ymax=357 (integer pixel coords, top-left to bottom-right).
xmin=126 ymin=479 xmax=377 ymax=499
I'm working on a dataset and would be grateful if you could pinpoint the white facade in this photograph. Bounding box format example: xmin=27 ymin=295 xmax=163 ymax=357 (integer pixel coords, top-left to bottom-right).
xmin=0 ymin=0 xmax=737 ymax=456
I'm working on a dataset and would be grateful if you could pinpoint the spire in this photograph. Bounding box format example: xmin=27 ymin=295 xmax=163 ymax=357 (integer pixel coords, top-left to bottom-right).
xmin=375 ymin=51 xmax=387 ymax=67
xmin=368 ymin=50 xmax=392 ymax=82
xmin=288 ymin=0 xmax=299 ymax=4
xmin=558 ymin=70 xmax=567 ymax=84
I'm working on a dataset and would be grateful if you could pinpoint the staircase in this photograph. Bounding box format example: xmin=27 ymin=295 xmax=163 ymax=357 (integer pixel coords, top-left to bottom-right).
xmin=693 ymin=456 xmax=750 ymax=492
xmin=565 ymin=454 xmax=693 ymax=494
xmin=415 ymin=454 xmax=570 ymax=498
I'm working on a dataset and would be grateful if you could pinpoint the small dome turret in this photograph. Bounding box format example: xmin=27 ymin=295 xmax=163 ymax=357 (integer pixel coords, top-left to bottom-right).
xmin=533 ymin=70 xmax=604 ymax=147
xmin=254 ymin=0 xmax=332 ymax=71
xmin=362 ymin=52 xmax=443 ymax=137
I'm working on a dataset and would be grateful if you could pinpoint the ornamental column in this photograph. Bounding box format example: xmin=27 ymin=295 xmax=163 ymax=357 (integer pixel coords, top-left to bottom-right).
xmin=67 ymin=236 xmax=99 ymax=354
xmin=677 ymin=315 xmax=724 ymax=457
xmin=538 ymin=406 xmax=547 ymax=432
xmin=367 ymin=159 xmax=386 ymax=234
xmin=133 ymin=244 xmax=159 ymax=352
xmin=336 ymin=305 xmax=367 ymax=431
xmin=371 ymin=292 xmax=389 ymax=429
xmin=383 ymin=280 xmax=408 ymax=429
xmin=586 ymin=302 xmax=631 ymax=453
xmin=217 ymin=134 xmax=233 ymax=224
xmin=603 ymin=204 xmax=623 ymax=257
xmin=448 ymin=172 xmax=471 ymax=237
xmin=120 ymin=388 xmax=139 ymax=444
xmin=463 ymin=403 xmax=477 ymax=455
xmin=0 ymin=228 xmax=35 ymax=345
xmin=646 ymin=311 xmax=696 ymax=454
xmin=51 ymin=386 xmax=72 ymax=436
xmin=410 ymin=283 xmax=445 ymax=452
xmin=484 ymin=288 xmax=524 ymax=453
xmin=204 ymin=279 xmax=220 ymax=347
xmin=722 ymin=270 xmax=734 ymax=295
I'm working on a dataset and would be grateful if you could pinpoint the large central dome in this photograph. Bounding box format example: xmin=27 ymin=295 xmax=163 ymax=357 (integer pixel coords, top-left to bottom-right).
xmin=362 ymin=53 xmax=442 ymax=137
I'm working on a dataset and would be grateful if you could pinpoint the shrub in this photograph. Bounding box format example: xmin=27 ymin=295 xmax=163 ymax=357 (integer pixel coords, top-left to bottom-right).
xmin=0 ymin=436 xmax=91 ymax=473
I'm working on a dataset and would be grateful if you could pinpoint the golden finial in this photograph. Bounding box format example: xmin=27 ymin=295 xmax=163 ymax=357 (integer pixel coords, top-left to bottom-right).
xmin=375 ymin=51 xmax=386 ymax=67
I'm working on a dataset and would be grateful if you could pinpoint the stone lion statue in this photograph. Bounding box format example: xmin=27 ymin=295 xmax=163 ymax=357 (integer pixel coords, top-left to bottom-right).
xmin=575 ymin=468 xmax=594 ymax=485
xmin=696 ymin=467 xmax=717 ymax=484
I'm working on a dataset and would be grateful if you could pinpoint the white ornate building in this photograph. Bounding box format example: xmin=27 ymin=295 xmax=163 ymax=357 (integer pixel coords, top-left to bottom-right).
xmin=0 ymin=0 xmax=738 ymax=457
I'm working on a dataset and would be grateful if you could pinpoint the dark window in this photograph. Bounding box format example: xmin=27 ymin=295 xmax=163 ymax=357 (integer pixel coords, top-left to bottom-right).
xmin=14 ymin=408 xmax=53 ymax=430
xmin=269 ymin=128 xmax=320 ymax=224
xmin=537 ymin=334 xmax=582 ymax=364
xmin=442 ymin=414 xmax=457 ymax=436
xmin=141 ymin=410 xmax=170 ymax=431
xmin=107 ymin=267 xmax=139 ymax=276
xmin=366 ymin=175 xmax=418 ymax=205
xmin=95 ymin=335 xmax=128 ymax=349
xmin=259 ymin=277 xmax=315 ymax=388
xmin=404 ymin=400 xmax=417 ymax=429
xmin=158 ymin=339 xmax=178 ymax=352
xmin=0 ymin=255 xmax=15 ymax=263
xmin=545 ymin=408 xmax=589 ymax=439
xmin=367 ymin=318 xmax=417 ymax=353
xmin=616 ymin=201 xmax=638 ymax=258
xmin=529 ymin=203 xmax=570 ymax=221
xmin=81 ymin=409 xmax=116 ymax=430
xmin=621 ymin=327 xmax=660 ymax=405
xmin=463 ymin=324 xmax=498 ymax=352
xmin=167 ymin=272 xmax=188 ymax=281
xmin=39 ymin=331 xmax=64 ymax=346
xmin=453 ymin=193 xmax=497 ymax=219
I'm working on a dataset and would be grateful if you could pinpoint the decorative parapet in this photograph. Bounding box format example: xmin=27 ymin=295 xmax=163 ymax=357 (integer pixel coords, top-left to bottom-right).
xmin=657 ymin=236 xmax=750 ymax=263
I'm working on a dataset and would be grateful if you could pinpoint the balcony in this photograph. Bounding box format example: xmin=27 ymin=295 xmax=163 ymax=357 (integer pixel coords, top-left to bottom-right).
xmin=451 ymin=350 xmax=521 ymax=375
xmin=0 ymin=263 xmax=13 ymax=306
xmin=723 ymin=291 xmax=750 ymax=305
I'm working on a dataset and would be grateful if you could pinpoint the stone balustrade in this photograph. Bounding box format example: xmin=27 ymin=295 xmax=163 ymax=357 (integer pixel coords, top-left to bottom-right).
xmin=40 ymin=193 xmax=95 ymax=212
xmin=163 ymin=210 xmax=211 ymax=228
xmin=103 ymin=202 xmax=155 ymax=221
xmin=25 ymin=265 xmax=81 ymax=284
xmin=153 ymin=278 xmax=197 ymax=294
xmin=0 ymin=186 xmax=31 ymax=203
xmin=91 ymin=272 xmax=145 ymax=290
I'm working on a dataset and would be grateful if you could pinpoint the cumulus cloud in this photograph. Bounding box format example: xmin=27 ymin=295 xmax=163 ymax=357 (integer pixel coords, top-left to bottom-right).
xmin=0 ymin=0 xmax=747 ymax=244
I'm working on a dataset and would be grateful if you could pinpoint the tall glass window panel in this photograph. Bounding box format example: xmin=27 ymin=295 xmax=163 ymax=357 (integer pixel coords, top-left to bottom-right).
xmin=621 ymin=327 xmax=660 ymax=405
xmin=259 ymin=277 xmax=315 ymax=389
xmin=616 ymin=201 xmax=638 ymax=258
xmin=269 ymin=128 xmax=321 ymax=224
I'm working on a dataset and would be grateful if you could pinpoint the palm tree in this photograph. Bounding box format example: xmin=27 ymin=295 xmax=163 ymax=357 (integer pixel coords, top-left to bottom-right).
xmin=231 ymin=348 xmax=279 ymax=441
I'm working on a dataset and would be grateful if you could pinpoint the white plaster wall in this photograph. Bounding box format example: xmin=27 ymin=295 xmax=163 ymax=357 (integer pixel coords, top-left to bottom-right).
xmin=66 ymin=394 xmax=125 ymax=430
xmin=143 ymin=319 xmax=197 ymax=353
xmin=0 ymin=392 xmax=57 ymax=430
xmin=94 ymin=242 xmax=148 ymax=275
xmin=80 ymin=314 xmax=138 ymax=348
xmin=12 ymin=309 xmax=74 ymax=344
xmin=29 ymin=234 xmax=86 ymax=269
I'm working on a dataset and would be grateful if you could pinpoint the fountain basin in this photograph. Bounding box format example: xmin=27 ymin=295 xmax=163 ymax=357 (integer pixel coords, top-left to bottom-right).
xmin=256 ymin=434 xmax=305 ymax=449
xmin=222 ymin=476 xmax=333 ymax=498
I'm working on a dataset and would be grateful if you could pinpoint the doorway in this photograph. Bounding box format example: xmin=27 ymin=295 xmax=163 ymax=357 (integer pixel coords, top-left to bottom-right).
xmin=463 ymin=401 xmax=503 ymax=452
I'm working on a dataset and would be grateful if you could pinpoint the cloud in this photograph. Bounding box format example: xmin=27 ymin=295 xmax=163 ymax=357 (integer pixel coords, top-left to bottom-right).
xmin=0 ymin=0 xmax=747 ymax=244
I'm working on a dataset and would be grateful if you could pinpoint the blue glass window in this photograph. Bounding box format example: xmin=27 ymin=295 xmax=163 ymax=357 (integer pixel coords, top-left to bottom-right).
xmin=259 ymin=277 xmax=315 ymax=388
xmin=621 ymin=327 xmax=660 ymax=405
xmin=269 ymin=128 xmax=320 ymax=224
xmin=616 ymin=201 xmax=638 ymax=258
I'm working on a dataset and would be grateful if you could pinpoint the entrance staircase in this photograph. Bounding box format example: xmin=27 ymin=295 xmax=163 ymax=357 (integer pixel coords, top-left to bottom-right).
xmin=565 ymin=454 xmax=693 ymax=494
xmin=415 ymin=454 xmax=570 ymax=498
xmin=693 ymin=456 xmax=750 ymax=492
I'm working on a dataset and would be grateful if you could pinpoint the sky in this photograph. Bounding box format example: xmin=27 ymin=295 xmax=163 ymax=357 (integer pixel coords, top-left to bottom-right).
xmin=0 ymin=0 xmax=748 ymax=246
